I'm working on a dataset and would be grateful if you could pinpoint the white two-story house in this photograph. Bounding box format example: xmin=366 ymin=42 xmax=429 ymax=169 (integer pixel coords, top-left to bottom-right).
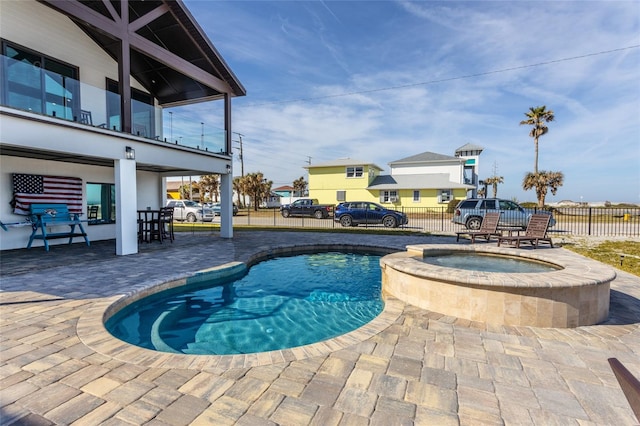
xmin=0 ymin=0 xmax=245 ymax=254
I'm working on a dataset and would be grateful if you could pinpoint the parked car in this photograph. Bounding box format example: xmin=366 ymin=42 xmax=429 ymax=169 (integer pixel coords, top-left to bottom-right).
xmin=452 ymin=198 xmax=556 ymax=230
xmin=208 ymin=202 xmax=238 ymax=216
xmin=166 ymin=200 xmax=215 ymax=222
xmin=334 ymin=201 xmax=408 ymax=228
xmin=280 ymin=198 xmax=334 ymax=219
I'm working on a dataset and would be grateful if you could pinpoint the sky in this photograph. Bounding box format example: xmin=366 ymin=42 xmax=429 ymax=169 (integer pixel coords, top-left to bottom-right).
xmin=183 ymin=0 xmax=640 ymax=204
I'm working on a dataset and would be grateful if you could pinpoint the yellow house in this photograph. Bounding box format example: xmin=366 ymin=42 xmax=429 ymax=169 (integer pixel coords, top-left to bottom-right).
xmin=306 ymin=148 xmax=479 ymax=207
xmin=306 ymin=159 xmax=384 ymax=205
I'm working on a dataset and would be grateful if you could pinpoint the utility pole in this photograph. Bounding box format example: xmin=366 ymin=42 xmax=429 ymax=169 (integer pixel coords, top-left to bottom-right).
xmin=238 ymin=134 xmax=245 ymax=178
xmin=232 ymin=132 xmax=246 ymax=207
xmin=232 ymin=132 xmax=245 ymax=178
xmin=306 ymin=156 xmax=311 ymax=165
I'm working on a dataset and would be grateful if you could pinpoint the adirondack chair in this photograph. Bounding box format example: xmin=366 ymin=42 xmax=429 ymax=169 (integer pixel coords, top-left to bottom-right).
xmin=497 ymin=213 xmax=553 ymax=248
xmin=27 ymin=203 xmax=90 ymax=251
xmin=455 ymin=212 xmax=502 ymax=243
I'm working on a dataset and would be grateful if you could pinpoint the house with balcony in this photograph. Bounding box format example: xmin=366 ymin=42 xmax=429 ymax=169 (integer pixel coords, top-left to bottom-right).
xmin=305 ymin=145 xmax=480 ymax=207
xmin=0 ymin=0 xmax=245 ymax=254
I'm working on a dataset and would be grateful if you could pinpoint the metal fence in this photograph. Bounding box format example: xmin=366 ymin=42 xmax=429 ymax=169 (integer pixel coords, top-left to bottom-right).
xmin=233 ymin=207 xmax=640 ymax=237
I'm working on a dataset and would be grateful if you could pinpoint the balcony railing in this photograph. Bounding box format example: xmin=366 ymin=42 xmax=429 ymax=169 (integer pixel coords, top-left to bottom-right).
xmin=1 ymin=54 xmax=227 ymax=153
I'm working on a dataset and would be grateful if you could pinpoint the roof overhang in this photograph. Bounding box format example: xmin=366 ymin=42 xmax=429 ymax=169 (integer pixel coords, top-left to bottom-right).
xmin=38 ymin=0 xmax=246 ymax=106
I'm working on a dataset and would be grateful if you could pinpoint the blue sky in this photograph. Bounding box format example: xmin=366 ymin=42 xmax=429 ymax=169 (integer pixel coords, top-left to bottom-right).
xmin=184 ymin=0 xmax=640 ymax=204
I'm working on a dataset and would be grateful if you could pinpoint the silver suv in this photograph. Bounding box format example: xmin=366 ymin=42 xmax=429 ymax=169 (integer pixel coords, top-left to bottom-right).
xmin=166 ymin=200 xmax=215 ymax=222
xmin=452 ymin=198 xmax=555 ymax=230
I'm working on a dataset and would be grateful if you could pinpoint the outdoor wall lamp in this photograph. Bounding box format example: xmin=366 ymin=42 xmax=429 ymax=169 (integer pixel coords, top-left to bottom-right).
xmin=226 ymin=164 xmax=232 ymax=174
xmin=125 ymin=146 xmax=135 ymax=160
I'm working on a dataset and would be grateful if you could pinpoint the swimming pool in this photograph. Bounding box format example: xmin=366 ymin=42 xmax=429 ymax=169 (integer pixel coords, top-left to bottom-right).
xmin=106 ymin=252 xmax=384 ymax=355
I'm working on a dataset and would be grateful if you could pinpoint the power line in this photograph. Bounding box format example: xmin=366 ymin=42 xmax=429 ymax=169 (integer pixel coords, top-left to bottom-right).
xmin=248 ymin=45 xmax=640 ymax=107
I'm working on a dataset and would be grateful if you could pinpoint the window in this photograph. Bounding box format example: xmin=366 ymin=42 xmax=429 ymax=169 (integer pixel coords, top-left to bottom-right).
xmin=380 ymin=190 xmax=398 ymax=203
xmin=2 ymin=42 xmax=79 ymax=120
xmin=106 ymin=78 xmax=154 ymax=136
xmin=336 ymin=190 xmax=346 ymax=201
xmin=499 ymin=200 xmax=521 ymax=211
xmin=413 ymin=190 xmax=420 ymax=202
xmin=438 ymin=189 xmax=452 ymax=203
xmin=480 ymin=199 xmax=496 ymax=209
xmin=86 ymin=183 xmax=116 ymax=224
xmin=346 ymin=166 xmax=364 ymax=178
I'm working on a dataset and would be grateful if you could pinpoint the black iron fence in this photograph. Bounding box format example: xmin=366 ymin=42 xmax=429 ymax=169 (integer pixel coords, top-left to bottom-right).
xmin=234 ymin=206 xmax=640 ymax=237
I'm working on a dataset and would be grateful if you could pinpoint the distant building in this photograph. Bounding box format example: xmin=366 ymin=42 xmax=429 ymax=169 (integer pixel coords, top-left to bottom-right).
xmin=454 ymin=143 xmax=484 ymax=198
xmin=305 ymin=145 xmax=480 ymax=207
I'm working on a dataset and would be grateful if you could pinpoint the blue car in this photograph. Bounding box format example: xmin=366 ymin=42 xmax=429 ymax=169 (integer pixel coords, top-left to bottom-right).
xmin=334 ymin=201 xmax=408 ymax=228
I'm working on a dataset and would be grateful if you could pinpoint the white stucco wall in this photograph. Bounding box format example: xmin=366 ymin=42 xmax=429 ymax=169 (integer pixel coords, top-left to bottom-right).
xmin=391 ymin=163 xmax=464 ymax=184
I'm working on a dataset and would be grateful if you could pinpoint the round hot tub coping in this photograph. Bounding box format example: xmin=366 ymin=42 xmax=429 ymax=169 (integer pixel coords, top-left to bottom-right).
xmin=386 ymin=243 xmax=618 ymax=288
xmin=381 ymin=244 xmax=617 ymax=328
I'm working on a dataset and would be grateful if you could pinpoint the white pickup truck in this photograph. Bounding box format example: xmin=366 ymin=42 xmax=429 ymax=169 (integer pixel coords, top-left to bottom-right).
xmin=166 ymin=200 xmax=215 ymax=222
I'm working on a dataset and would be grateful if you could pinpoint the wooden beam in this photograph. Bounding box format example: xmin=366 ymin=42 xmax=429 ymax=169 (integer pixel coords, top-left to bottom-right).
xmin=38 ymin=0 xmax=232 ymax=94
xmin=129 ymin=3 xmax=170 ymax=32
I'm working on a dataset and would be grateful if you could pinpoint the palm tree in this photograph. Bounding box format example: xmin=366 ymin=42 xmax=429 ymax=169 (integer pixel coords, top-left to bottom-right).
xmin=520 ymin=106 xmax=555 ymax=174
xmin=522 ymin=171 xmax=564 ymax=208
xmin=198 ymin=174 xmax=219 ymax=203
xmin=233 ymin=176 xmax=245 ymax=207
xmin=242 ymin=172 xmax=272 ymax=211
xmin=293 ymin=176 xmax=308 ymax=197
xmin=483 ymin=176 xmax=504 ymax=198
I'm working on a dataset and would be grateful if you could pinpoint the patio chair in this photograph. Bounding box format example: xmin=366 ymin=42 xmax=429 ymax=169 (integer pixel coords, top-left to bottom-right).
xmin=497 ymin=213 xmax=553 ymax=248
xmin=455 ymin=212 xmax=501 ymax=243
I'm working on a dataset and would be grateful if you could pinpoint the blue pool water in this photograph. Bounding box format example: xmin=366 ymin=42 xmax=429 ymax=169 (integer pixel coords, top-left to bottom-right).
xmin=420 ymin=252 xmax=559 ymax=273
xmin=106 ymin=252 xmax=383 ymax=355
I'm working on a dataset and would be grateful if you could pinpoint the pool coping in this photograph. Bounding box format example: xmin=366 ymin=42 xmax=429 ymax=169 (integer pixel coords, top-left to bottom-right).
xmin=390 ymin=243 xmax=618 ymax=288
xmin=76 ymin=245 xmax=403 ymax=369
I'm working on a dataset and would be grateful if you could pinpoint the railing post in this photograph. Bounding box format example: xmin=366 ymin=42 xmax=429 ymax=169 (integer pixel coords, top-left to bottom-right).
xmin=588 ymin=207 xmax=592 ymax=236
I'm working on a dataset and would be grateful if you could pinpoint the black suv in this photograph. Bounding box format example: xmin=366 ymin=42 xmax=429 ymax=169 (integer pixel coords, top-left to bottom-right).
xmin=452 ymin=198 xmax=555 ymax=230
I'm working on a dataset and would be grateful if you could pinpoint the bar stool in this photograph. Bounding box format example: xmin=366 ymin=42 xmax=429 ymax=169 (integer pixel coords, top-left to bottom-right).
xmin=160 ymin=207 xmax=174 ymax=242
xmin=147 ymin=210 xmax=163 ymax=243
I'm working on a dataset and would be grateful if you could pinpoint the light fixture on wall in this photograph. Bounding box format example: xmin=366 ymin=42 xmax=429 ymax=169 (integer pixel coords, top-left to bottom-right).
xmin=125 ymin=146 xmax=135 ymax=160
xmin=226 ymin=164 xmax=232 ymax=174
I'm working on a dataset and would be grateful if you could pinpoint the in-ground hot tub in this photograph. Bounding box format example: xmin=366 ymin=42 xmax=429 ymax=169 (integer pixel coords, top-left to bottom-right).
xmin=380 ymin=244 xmax=616 ymax=328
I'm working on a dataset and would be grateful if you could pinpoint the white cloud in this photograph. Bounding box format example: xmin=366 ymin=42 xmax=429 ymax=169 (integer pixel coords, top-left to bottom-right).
xmin=185 ymin=0 xmax=640 ymax=202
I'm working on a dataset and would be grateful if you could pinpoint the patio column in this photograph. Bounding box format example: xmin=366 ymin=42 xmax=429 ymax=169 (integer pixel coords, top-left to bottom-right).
xmin=220 ymin=171 xmax=233 ymax=239
xmin=115 ymin=158 xmax=138 ymax=255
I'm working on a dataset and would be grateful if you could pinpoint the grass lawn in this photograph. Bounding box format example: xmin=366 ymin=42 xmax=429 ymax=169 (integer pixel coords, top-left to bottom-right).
xmin=563 ymin=240 xmax=640 ymax=276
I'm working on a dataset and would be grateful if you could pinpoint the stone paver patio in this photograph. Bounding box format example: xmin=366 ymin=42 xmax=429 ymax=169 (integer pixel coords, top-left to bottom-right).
xmin=1 ymin=231 xmax=638 ymax=425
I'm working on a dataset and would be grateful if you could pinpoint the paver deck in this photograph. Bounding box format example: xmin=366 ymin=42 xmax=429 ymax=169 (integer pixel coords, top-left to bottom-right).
xmin=1 ymin=231 xmax=639 ymax=425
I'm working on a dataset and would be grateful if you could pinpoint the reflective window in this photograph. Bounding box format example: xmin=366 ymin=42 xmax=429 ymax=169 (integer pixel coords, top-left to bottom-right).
xmin=2 ymin=42 xmax=79 ymax=120
xmin=86 ymin=183 xmax=116 ymax=224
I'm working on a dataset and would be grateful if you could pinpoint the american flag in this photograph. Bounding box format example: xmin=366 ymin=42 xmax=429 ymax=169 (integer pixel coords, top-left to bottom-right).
xmin=12 ymin=174 xmax=83 ymax=215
